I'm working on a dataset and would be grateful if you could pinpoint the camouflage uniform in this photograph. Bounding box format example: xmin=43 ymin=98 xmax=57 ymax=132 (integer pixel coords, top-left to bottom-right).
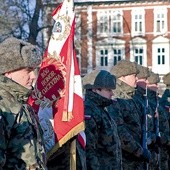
xmin=85 ymin=90 xmax=122 ymax=170
xmin=109 ymin=60 xmax=151 ymax=170
xmin=109 ymin=79 xmax=146 ymax=170
xmin=147 ymin=88 xmax=170 ymax=170
xmin=159 ymin=89 xmax=170 ymax=170
xmin=158 ymin=73 xmax=170 ymax=170
xmin=133 ymin=65 xmax=157 ymax=170
xmin=83 ymin=70 xmax=122 ymax=170
xmin=0 ymin=75 xmax=46 ymax=169
xmin=134 ymin=87 xmax=155 ymax=141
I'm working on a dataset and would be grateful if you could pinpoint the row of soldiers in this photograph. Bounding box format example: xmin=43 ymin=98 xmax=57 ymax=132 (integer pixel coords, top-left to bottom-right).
xmin=80 ymin=60 xmax=170 ymax=170
xmin=0 ymin=37 xmax=169 ymax=169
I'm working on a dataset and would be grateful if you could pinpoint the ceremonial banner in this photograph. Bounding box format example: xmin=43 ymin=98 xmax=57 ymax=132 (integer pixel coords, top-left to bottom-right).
xmin=28 ymin=0 xmax=85 ymax=158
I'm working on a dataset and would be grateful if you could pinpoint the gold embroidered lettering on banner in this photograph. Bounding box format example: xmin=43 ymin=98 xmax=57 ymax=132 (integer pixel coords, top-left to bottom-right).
xmin=32 ymin=52 xmax=66 ymax=108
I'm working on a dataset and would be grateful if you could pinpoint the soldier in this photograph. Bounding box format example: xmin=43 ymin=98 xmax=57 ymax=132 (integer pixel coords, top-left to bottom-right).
xmin=0 ymin=37 xmax=47 ymax=169
xmin=161 ymin=72 xmax=170 ymax=109
xmin=134 ymin=65 xmax=156 ymax=146
xmin=83 ymin=70 xmax=122 ymax=170
xmin=147 ymin=71 xmax=170 ymax=170
xmin=159 ymin=72 xmax=170 ymax=169
xmin=133 ymin=66 xmax=161 ymax=170
xmin=162 ymin=72 xmax=170 ymax=138
xmin=108 ymin=60 xmax=151 ymax=170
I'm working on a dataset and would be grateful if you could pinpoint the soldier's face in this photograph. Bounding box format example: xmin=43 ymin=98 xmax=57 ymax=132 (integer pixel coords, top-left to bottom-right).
xmin=121 ymin=74 xmax=137 ymax=87
xmin=137 ymin=78 xmax=148 ymax=89
xmin=4 ymin=67 xmax=37 ymax=90
xmin=93 ymin=88 xmax=114 ymax=99
xmin=147 ymin=83 xmax=158 ymax=92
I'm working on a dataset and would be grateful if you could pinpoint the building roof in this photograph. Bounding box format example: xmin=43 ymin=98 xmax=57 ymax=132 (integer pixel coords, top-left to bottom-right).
xmin=74 ymin=0 xmax=136 ymax=4
xmin=74 ymin=0 xmax=170 ymax=4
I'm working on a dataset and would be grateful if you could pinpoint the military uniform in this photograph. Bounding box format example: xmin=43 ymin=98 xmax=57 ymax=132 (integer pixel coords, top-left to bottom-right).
xmin=133 ymin=65 xmax=157 ymax=170
xmin=109 ymin=60 xmax=151 ymax=170
xmin=83 ymin=70 xmax=122 ymax=170
xmin=159 ymin=73 xmax=170 ymax=170
xmin=134 ymin=86 xmax=155 ymax=146
xmin=85 ymin=90 xmax=122 ymax=170
xmin=109 ymin=80 xmax=146 ymax=170
xmin=147 ymin=88 xmax=169 ymax=170
xmin=0 ymin=75 xmax=46 ymax=169
xmin=0 ymin=37 xmax=47 ymax=169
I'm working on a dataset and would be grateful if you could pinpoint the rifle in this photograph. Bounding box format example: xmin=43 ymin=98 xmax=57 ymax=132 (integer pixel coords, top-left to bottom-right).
xmin=154 ymin=92 xmax=161 ymax=170
xmin=142 ymin=87 xmax=149 ymax=170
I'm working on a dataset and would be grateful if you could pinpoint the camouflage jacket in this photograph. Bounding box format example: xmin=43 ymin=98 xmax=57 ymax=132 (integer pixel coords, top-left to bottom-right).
xmin=0 ymin=75 xmax=47 ymax=170
xmin=108 ymin=80 xmax=144 ymax=160
xmin=159 ymin=88 xmax=170 ymax=107
xmin=147 ymin=89 xmax=170 ymax=147
xmin=85 ymin=90 xmax=122 ymax=170
xmin=159 ymin=88 xmax=170 ymax=121
xmin=133 ymin=86 xmax=155 ymax=145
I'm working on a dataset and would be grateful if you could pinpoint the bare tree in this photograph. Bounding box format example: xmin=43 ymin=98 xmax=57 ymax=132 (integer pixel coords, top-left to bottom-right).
xmin=0 ymin=0 xmax=54 ymax=48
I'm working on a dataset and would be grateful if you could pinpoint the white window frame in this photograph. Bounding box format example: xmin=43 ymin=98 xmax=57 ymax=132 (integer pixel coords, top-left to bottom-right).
xmin=97 ymin=9 xmax=123 ymax=37
xmin=131 ymin=8 xmax=145 ymax=36
xmin=154 ymin=7 xmax=167 ymax=36
xmin=112 ymin=48 xmax=124 ymax=65
xmin=97 ymin=10 xmax=109 ymax=35
xmin=130 ymin=37 xmax=147 ymax=66
xmin=152 ymin=37 xmax=170 ymax=74
xmin=100 ymin=49 xmax=108 ymax=67
xmin=96 ymin=38 xmax=125 ymax=71
xmin=111 ymin=10 xmax=123 ymax=36
xmin=134 ymin=47 xmax=144 ymax=65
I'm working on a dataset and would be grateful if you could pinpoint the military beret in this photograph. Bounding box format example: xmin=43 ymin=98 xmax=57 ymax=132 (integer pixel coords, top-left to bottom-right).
xmin=110 ymin=60 xmax=139 ymax=78
xmin=137 ymin=65 xmax=150 ymax=79
xmin=147 ymin=71 xmax=160 ymax=84
xmin=83 ymin=70 xmax=116 ymax=90
xmin=163 ymin=72 xmax=170 ymax=86
xmin=0 ymin=37 xmax=42 ymax=74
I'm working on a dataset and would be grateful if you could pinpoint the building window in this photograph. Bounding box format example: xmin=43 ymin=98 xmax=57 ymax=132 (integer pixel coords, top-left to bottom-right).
xmin=98 ymin=13 xmax=109 ymax=34
xmin=156 ymin=14 xmax=165 ymax=32
xmin=130 ymin=37 xmax=147 ymax=66
xmin=100 ymin=49 xmax=108 ymax=66
xmin=75 ymin=48 xmax=81 ymax=68
xmin=97 ymin=10 xmax=122 ymax=35
xmin=112 ymin=13 xmax=122 ymax=34
xmin=152 ymin=36 xmax=169 ymax=74
xmin=157 ymin=48 xmax=165 ymax=65
xmin=113 ymin=49 xmax=122 ymax=65
xmin=134 ymin=48 xmax=143 ymax=65
xmin=75 ymin=13 xmax=81 ymax=39
xmin=154 ymin=7 xmax=167 ymax=35
xmin=131 ymin=9 xmax=145 ymax=36
xmin=135 ymin=14 xmax=142 ymax=32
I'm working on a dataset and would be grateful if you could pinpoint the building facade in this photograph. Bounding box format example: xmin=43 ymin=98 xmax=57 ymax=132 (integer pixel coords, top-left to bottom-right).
xmin=43 ymin=0 xmax=170 ymax=80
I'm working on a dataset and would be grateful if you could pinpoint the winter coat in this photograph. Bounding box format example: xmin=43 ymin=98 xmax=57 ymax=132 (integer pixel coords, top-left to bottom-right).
xmin=0 ymin=75 xmax=46 ymax=169
xmin=85 ymin=90 xmax=122 ymax=170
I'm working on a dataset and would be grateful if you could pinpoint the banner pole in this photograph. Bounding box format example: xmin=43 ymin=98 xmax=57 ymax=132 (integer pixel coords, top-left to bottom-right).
xmin=70 ymin=139 xmax=76 ymax=170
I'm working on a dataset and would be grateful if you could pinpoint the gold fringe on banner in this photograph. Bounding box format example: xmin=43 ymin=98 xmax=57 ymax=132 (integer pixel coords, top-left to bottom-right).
xmin=47 ymin=121 xmax=85 ymax=160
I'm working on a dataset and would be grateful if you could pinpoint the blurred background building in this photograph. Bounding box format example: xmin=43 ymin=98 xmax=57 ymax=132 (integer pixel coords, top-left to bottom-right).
xmin=42 ymin=0 xmax=170 ymax=84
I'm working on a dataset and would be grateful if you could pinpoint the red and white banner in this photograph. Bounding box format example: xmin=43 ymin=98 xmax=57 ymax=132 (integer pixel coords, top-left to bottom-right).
xmin=28 ymin=0 xmax=85 ymax=158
